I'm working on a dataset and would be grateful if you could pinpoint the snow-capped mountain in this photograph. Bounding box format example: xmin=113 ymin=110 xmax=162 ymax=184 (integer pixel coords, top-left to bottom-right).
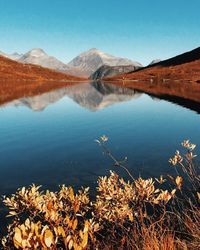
xmin=67 ymin=48 xmax=142 ymax=77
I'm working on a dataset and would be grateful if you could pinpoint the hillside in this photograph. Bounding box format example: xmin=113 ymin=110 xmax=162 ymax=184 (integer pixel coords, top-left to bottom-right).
xmin=106 ymin=47 xmax=200 ymax=82
xmin=0 ymin=55 xmax=84 ymax=81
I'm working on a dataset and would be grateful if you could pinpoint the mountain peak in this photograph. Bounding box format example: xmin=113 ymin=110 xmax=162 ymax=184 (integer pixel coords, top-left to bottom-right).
xmin=18 ymin=48 xmax=68 ymax=71
xmin=0 ymin=50 xmax=22 ymax=60
xmin=27 ymin=48 xmax=47 ymax=57
xmin=12 ymin=52 xmax=21 ymax=56
xmin=88 ymin=48 xmax=99 ymax=52
xmin=149 ymin=59 xmax=161 ymax=66
xmin=80 ymin=48 xmax=103 ymax=56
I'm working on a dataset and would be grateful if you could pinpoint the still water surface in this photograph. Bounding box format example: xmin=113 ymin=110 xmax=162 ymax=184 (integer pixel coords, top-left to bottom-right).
xmin=0 ymin=82 xmax=200 ymax=195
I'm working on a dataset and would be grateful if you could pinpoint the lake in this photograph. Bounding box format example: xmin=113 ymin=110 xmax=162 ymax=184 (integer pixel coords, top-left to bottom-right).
xmin=0 ymin=81 xmax=200 ymax=196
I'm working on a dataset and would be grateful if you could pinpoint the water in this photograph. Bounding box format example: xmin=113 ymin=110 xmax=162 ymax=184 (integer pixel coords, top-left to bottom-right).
xmin=0 ymin=81 xmax=200 ymax=196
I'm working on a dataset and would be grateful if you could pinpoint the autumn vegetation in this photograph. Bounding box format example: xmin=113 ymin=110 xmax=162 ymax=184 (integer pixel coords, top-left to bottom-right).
xmin=105 ymin=47 xmax=200 ymax=83
xmin=1 ymin=138 xmax=199 ymax=249
xmin=0 ymin=55 xmax=84 ymax=82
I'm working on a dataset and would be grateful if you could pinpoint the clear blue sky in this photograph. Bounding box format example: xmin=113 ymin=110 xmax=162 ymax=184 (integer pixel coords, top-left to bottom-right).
xmin=0 ymin=0 xmax=199 ymax=65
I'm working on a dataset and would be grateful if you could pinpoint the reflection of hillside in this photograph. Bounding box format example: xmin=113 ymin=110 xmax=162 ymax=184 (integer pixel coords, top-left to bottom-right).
xmin=5 ymin=82 xmax=142 ymax=111
xmin=0 ymin=80 xmax=82 ymax=105
xmin=1 ymin=80 xmax=200 ymax=114
xmin=109 ymin=80 xmax=200 ymax=114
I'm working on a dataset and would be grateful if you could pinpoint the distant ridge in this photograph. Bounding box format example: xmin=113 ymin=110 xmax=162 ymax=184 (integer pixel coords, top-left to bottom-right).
xmin=150 ymin=47 xmax=200 ymax=67
xmin=148 ymin=59 xmax=161 ymax=66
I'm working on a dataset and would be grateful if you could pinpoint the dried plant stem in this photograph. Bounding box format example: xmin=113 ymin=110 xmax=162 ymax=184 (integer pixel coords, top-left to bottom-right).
xmin=100 ymin=142 xmax=135 ymax=181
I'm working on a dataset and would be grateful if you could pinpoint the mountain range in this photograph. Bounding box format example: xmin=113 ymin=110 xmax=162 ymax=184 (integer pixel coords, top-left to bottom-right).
xmin=0 ymin=48 xmax=142 ymax=78
xmin=0 ymin=46 xmax=199 ymax=83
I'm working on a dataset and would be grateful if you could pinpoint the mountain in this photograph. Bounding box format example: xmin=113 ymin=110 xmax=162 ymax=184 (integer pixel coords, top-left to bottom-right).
xmin=90 ymin=64 xmax=141 ymax=80
xmin=7 ymin=52 xmax=23 ymax=60
xmin=149 ymin=59 xmax=161 ymax=65
xmin=18 ymin=48 xmax=69 ymax=71
xmin=15 ymin=48 xmax=86 ymax=77
xmin=67 ymin=48 xmax=142 ymax=77
xmin=0 ymin=51 xmax=22 ymax=60
xmin=0 ymin=48 xmax=142 ymax=78
xmin=106 ymin=47 xmax=200 ymax=82
xmin=5 ymin=82 xmax=142 ymax=111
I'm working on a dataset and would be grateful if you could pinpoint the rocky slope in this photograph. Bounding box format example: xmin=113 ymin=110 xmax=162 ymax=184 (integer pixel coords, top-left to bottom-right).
xmin=90 ymin=64 xmax=141 ymax=80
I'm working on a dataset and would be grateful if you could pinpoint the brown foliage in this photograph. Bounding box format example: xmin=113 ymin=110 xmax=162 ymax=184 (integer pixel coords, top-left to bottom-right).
xmin=0 ymin=55 xmax=84 ymax=82
xmin=1 ymin=140 xmax=200 ymax=249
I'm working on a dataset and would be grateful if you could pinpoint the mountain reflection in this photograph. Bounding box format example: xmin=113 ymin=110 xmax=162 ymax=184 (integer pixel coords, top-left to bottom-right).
xmin=1 ymin=81 xmax=200 ymax=114
xmin=4 ymin=82 xmax=142 ymax=111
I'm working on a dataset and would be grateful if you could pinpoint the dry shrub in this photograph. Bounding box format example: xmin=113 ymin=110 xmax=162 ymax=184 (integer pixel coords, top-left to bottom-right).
xmin=1 ymin=139 xmax=199 ymax=249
